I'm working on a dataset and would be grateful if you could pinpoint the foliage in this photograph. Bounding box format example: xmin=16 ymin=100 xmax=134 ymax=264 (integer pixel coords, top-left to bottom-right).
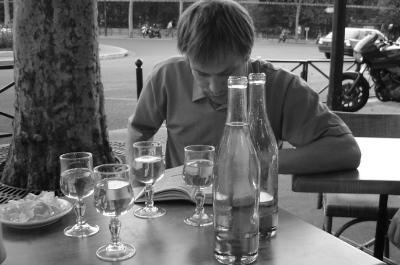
xmin=2 ymin=1 xmax=399 ymax=40
xmin=95 ymin=1 xmax=393 ymax=39
xmin=0 ymin=25 xmax=12 ymax=49
xmin=378 ymin=0 xmax=400 ymax=39
xmin=98 ymin=2 xmax=180 ymax=29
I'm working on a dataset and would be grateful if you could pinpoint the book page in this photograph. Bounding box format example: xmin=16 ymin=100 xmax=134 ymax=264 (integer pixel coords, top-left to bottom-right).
xmin=134 ymin=166 xmax=213 ymax=205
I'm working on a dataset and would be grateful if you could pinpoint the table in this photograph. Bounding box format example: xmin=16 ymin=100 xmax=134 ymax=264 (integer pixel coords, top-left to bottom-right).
xmin=2 ymin=201 xmax=384 ymax=265
xmin=292 ymin=137 xmax=400 ymax=261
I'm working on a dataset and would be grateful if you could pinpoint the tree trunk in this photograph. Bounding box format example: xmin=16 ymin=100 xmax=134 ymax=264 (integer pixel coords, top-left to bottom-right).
xmin=295 ymin=0 xmax=302 ymax=40
xmin=128 ymin=0 xmax=133 ymax=38
xmin=4 ymin=0 xmax=10 ymax=26
xmin=1 ymin=0 xmax=115 ymax=191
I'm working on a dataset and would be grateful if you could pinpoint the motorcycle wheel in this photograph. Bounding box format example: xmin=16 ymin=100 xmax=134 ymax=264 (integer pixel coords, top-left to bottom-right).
xmin=339 ymin=73 xmax=370 ymax=112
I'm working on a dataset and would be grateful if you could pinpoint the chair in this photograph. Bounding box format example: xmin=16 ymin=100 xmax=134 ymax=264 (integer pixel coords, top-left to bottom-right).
xmin=321 ymin=111 xmax=400 ymax=257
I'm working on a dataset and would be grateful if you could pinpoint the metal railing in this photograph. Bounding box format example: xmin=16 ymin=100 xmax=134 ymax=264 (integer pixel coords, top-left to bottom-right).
xmin=268 ymin=58 xmax=356 ymax=99
xmin=0 ymin=64 xmax=14 ymax=139
xmin=135 ymin=58 xmax=357 ymax=101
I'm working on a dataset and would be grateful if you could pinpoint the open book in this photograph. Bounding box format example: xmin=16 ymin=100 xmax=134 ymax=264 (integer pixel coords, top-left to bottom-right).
xmin=134 ymin=166 xmax=213 ymax=205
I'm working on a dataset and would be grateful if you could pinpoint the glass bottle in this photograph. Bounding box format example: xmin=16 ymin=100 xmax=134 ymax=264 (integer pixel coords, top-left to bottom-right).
xmin=248 ymin=72 xmax=279 ymax=239
xmin=213 ymin=76 xmax=260 ymax=265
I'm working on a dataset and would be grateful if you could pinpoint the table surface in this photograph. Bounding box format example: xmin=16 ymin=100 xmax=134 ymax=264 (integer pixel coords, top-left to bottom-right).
xmin=292 ymin=137 xmax=400 ymax=195
xmin=2 ymin=201 xmax=384 ymax=265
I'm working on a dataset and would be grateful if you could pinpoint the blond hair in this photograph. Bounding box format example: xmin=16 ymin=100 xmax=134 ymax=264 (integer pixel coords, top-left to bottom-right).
xmin=177 ymin=0 xmax=254 ymax=65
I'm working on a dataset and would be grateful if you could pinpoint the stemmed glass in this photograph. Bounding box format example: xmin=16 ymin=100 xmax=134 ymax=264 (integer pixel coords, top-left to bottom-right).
xmin=59 ymin=152 xmax=99 ymax=237
xmin=132 ymin=141 xmax=166 ymax=218
xmin=182 ymin=145 xmax=215 ymax=227
xmin=93 ymin=164 xmax=136 ymax=262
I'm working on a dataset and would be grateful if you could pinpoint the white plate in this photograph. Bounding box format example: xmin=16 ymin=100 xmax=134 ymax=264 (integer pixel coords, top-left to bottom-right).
xmin=0 ymin=198 xmax=73 ymax=229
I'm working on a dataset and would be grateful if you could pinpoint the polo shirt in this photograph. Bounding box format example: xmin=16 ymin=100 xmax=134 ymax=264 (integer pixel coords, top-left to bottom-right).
xmin=129 ymin=56 xmax=351 ymax=168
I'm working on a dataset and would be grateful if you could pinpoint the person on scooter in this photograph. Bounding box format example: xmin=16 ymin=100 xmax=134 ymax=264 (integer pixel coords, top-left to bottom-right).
xmin=278 ymin=28 xmax=287 ymax=43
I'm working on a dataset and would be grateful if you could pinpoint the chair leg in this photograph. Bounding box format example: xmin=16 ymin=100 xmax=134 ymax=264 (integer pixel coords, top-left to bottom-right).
xmin=360 ymin=238 xmax=375 ymax=250
xmin=385 ymin=235 xmax=390 ymax=258
xmin=317 ymin=192 xmax=323 ymax=209
xmin=334 ymin=218 xmax=372 ymax=237
xmin=323 ymin=216 xmax=333 ymax=233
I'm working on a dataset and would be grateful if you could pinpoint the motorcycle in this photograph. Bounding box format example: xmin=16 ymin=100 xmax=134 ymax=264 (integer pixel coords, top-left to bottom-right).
xmin=141 ymin=24 xmax=161 ymax=39
xmin=278 ymin=31 xmax=287 ymax=43
xmin=339 ymin=33 xmax=400 ymax=112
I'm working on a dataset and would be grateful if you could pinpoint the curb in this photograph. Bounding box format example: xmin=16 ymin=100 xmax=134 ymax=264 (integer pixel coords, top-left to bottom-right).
xmin=0 ymin=44 xmax=129 ymax=65
xmin=99 ymin=44 xmax=129 ymax=60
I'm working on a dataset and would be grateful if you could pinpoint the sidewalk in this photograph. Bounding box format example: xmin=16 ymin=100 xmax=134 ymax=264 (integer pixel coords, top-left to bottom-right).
xmin=0 ymin=44 xmax=128 ymax=66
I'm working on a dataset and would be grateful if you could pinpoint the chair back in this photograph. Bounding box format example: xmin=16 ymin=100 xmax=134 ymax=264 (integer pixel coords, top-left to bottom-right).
xmin=333 ymin=111 xmax=400 ymax=138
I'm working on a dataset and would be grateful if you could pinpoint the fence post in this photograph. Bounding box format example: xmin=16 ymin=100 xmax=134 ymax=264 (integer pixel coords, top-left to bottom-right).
xmin=300 ymin=61 xmax=308 ymax=81
xmin=135 ymin=59 xmax=143 ymax=99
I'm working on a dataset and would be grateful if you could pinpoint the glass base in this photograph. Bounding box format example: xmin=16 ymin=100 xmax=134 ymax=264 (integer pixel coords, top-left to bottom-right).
xmin=214 ymin=252 xmax=258 ymax=265
xmin=184 ymin=212 xmax=213 ymax=227
xmin=134 ymin=206 xmax=166 ymax=219
xmin=64 ymin=223 xmax=99 ymax=238
xmin=96 ymin=242 xmax=136 ymax=262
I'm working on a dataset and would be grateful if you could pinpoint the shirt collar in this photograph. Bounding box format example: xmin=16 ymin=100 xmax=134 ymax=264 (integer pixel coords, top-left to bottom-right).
xmin=192 ymin=79 xmax=206 ymax=102
xmin=192 ymin=83 xmax=226 ymax=110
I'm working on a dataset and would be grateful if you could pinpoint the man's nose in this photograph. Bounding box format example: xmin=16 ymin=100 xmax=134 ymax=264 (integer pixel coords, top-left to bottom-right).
xmin=209 ymin=78 xmax=226 ymax=94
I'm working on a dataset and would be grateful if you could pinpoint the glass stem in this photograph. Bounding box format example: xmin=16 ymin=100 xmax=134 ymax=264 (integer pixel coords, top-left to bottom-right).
xmin=74 ymin=200 xmax=86 ymax=226
xmin=194 ymin=188 xmax=205 ymax=215
xmin=144 ymin=184 xmax=154 ymax=208
xmin=109 ymin=217 xmax=121 ymax=246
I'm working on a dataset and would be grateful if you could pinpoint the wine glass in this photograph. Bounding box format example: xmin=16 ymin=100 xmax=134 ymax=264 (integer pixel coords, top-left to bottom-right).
xmin=182 ymin=145 xmax=215 ymax=227
xmin=132 ymin=141 xmax=166 ymax=218
xmin=59 ymin=152 xmax=99 ymax=237
xmin=93 ymin=164 xmax=136 ymax=262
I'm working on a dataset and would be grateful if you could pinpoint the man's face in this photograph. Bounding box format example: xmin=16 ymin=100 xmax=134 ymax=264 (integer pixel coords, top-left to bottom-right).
xmin=188 ymin=55 xmax=247 ymax=107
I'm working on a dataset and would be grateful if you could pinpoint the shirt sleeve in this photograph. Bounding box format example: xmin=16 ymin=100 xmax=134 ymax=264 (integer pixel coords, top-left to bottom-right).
xmin=128 ymin=65 xmax=166 ymax=141
xmin=280 ymin=74 xmax=351 ymax=147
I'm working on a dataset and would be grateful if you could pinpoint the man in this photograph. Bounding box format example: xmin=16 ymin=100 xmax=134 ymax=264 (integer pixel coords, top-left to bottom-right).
xmin=166 ymin=20 xmax=173 ymax=37
xmin=388 ymin=210 xmax=400 ymax=249
xmin=127 ymin=0 xmax=361 ymax=174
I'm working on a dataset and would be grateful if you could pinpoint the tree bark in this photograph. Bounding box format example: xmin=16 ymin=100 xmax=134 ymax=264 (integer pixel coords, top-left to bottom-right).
xmin=1 ymin=0 xmax=115 ymax=191
xmin=295 ymin=0 xmax=302 ymax=40
xmin=129 ymin=0 xmax=133 ymax=38
xmin=4 ymin=0 xmax=10 ymax=26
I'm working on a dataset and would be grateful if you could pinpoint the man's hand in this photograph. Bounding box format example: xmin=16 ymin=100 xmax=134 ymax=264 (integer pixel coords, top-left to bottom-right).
xmin=388 ymin=209 xmax=400 ymax=248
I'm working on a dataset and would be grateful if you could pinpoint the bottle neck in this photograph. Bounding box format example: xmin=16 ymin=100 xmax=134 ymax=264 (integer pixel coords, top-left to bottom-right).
xmin=248 ymin=80 xmax=267 ymax=116
xmin=226 ymin=84 xmax=248 ymax=124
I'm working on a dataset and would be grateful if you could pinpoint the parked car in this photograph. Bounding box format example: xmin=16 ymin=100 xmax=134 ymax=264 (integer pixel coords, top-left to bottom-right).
xmin=317 ymin=27 xmax=387 ymax=59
